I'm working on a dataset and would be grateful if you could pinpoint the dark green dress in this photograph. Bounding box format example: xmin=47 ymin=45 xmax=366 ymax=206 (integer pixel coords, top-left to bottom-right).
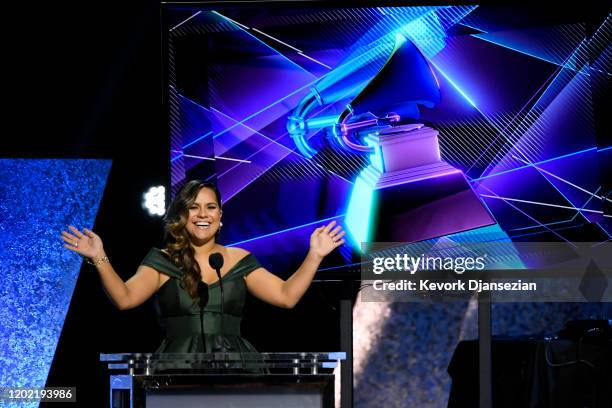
xmin=140 ymin=248 xmax=261 ymax=354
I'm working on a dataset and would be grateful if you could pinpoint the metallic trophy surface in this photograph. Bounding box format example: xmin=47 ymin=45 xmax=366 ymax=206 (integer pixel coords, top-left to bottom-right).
xmin=288 ymin=34 xmax=495 ymax=247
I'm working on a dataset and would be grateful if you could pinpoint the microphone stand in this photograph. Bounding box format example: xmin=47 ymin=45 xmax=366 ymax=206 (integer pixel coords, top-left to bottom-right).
xmin=197 ymin=281 xmax=209 ymax=355
xmin=214 ymin=266 xmax=227 ymax=353
xmin=209 ymin=252 xmax=227 ymax=370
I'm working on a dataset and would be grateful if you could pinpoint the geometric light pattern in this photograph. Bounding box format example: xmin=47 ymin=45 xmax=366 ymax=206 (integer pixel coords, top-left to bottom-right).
xmin=164 ymin=5 xmax=610 ymax=406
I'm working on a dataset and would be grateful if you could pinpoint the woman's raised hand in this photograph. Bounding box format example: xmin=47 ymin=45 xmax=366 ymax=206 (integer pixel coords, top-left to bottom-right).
xmin=309 ymin=220 xmax=346 ymax=259
xmin=61 ymin=226 xmax=104 ymax=259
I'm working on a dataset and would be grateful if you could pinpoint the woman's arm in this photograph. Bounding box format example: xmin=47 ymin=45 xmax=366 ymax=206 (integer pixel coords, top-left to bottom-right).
xmin=61 ymin=226 xmax=161 ymax=310
xmin=93 ymin=260 xmax=161 ymax=310
xmin=245 ymin=221 xmax=345 ymax=308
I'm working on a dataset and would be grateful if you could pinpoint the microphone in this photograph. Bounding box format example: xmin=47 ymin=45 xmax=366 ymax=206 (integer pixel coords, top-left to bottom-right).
xmin=197 ymin=281 xmax=209 ymax=353
xmin=209 ymin=253 xmax=226 ymax=352
xmin=209 ymin=252 xmax=224 ymax=271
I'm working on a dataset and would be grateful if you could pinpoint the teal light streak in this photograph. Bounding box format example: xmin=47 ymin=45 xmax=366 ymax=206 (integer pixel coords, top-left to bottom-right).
xmin=306 ymin=115 xmax=339 ymax=129
xmin=345 ymin=166 xmax=380 ymax=251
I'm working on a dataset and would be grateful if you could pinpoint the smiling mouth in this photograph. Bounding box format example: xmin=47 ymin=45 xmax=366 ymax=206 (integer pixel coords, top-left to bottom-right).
xmin=194 ymin=222 xmax=211 ymax=229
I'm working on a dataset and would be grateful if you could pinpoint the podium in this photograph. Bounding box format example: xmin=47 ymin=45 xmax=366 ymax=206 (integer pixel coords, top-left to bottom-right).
xmin=101 ymin=352 xmax=346 ymax=408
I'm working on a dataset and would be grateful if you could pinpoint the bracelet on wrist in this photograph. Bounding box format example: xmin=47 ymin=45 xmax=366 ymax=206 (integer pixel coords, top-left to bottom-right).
xmin=85 ymin=255 xmax=110 ymax=266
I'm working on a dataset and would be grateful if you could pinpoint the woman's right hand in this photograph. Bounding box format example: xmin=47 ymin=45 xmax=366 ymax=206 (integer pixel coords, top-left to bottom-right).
xmin=61 ymin=226 xmax=105 ymax=259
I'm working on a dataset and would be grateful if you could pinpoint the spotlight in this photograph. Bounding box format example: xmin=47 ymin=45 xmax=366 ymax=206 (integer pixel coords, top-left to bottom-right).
xmin=142 ymin=186 xmax=166 ymax=216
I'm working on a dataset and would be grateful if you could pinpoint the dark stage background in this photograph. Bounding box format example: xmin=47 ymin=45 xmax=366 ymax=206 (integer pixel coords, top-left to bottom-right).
xmin=1 ymin=1 xmax=610 ymax=408
xmin=4 ymin=3 xmax=342 ymax=406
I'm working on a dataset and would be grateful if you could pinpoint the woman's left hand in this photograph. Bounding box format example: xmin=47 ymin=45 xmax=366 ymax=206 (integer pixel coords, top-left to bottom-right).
xmin=309 ymin=220 xmax=346 ymax=259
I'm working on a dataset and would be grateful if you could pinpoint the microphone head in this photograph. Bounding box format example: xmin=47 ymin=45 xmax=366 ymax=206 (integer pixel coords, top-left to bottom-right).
xmin=209 ymin=252 xmax=224 ymax=270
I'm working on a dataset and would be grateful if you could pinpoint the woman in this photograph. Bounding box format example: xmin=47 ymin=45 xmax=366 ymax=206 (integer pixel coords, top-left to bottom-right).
xmin=61 ymin=180 xmax=345 ymax=354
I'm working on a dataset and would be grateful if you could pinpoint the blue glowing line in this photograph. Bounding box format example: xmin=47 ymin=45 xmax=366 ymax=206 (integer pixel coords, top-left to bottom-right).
xmin=477 ymin=183 xmax=575 ymax=244
xmin=441 ymin=6 xmax=481 ymax=36
xmin=182 ymin=131 xmax=213 ymax=150
xmin=511 ymin=153 xmax=593 ymax=215
xmin=528 ymin=40 xmax=588 ymax=110
xmin=207 ymin=38 xmax=394 ymax=143
xmin=298 ymin=52 xmax=332 ymax=69
xmin=175 ymin=89 xmax=252 ymax=152
xmin=429 ymin=60 xmax=478 ymax=108
xmin=477 ymin=187 xmax=497 ymax=220
xmin=252 ymin=27 xmax=302 ymax=53
xmin=207 ymin=107 xmax=354 ymax=195
xmin=509 ymin=186 xmax=602 ymax=232
xmin=188 ymin=11 xmax=405 ymax=165
xmin=210 ymin=77 xmax=321 ymax=141
xmin=206 ymin=106 xmax=352 ymax=201
xmin=170 ymin=90 xmax=215 ymax=150
xmin=213 ymin=102 xmax=351 ymax=194
xmin=469 ymin=147 xmax=597 ymax=182
xmin=210 ymin=107 xmax=294 ymax=154
xmin=174 ymin=88 xmax=210 ymax=111
xmin=204 ymin=33 xmax=394 ymax=145
xmin=479 ymin=194 xmax=602 ymax=214
xmin=465 ymin=39 xmax=587 ymax=175
xmin=212 ymin=11 xmax=314 ymax=76
xmin=432 ymin=39 xmax=590 ymax=223
xmin=227 ymin=214 xmax=345 ymax=247
xmin=510 ymin=134 xmax=595 ymax=213
xmin=509 ymin=223 xmax=586 ymax=240
xmin=579 ymin=186 xmax=602 ymax=210
xmin=211 ymin=10 xmax=249 ymax=30
xmin=597 ymin=222 xmax=612 ymax=239
xmin=173 ymin=92 xmax=226 ymax=149
xmin=457 ymin=22 xmax=487 ymax=34
xmin=599 ymin=145 xmax=612 ymax=152
xmin=471 ymin=33 xmax=573 ymax=68
xmin=509 ymin=218 xmax=577 ymax=232
xmin=512 ymin=154 xmax=606 ymax=201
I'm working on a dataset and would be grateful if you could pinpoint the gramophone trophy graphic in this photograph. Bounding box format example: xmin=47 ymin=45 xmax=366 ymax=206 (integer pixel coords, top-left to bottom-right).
xmin=288 ymin=34 xmax=495 ymax=247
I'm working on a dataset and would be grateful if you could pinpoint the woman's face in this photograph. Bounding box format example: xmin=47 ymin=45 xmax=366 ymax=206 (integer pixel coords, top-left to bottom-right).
xmin=185 ymin=187 xmax=222 ymax=244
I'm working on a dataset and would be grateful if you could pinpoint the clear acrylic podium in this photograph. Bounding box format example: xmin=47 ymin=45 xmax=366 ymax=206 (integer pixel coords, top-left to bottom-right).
xmin=100 ymin=352 xmax=346 ymax=408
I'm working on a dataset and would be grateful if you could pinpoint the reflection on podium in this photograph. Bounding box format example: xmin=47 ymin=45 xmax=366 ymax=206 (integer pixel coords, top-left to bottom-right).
xmin=101 ymin=352 xmax=346 ymax=408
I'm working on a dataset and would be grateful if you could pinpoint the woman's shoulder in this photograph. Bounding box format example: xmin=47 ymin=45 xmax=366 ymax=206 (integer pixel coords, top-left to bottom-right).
xmin=141 ymin=247 xmax=183 ymax=278
xmin=228 ymin=246 xmax=261 ymax=265
xmin=144 ymin=247 xmax=170 ymax=259
xmin=224 ymin=246 xmax=261 ymax=275
xmin=227 ymin=246 xmax=250 ymax=259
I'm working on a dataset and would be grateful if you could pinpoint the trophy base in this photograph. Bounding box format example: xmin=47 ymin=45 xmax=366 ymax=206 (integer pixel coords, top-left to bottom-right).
xmin=346 ymin=161 xmax=495 ymax=245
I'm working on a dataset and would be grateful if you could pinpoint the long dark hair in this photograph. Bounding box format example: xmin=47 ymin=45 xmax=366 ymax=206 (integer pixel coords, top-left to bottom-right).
xmin=163 ymin=180 xmax=222 ymax=300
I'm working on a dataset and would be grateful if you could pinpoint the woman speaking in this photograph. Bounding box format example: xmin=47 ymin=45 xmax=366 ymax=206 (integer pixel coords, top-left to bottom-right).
xmin=61 ymin=180 xmax=344 ymax=354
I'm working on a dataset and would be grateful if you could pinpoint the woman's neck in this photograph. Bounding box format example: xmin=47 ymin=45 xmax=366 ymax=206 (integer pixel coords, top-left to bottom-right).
xmin=192 ymin=239 xmax=221 ymax=258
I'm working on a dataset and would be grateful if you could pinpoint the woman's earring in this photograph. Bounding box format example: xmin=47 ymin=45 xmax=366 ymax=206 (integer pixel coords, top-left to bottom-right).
xmin=220 ymin=222 xmax=223 ymax=228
